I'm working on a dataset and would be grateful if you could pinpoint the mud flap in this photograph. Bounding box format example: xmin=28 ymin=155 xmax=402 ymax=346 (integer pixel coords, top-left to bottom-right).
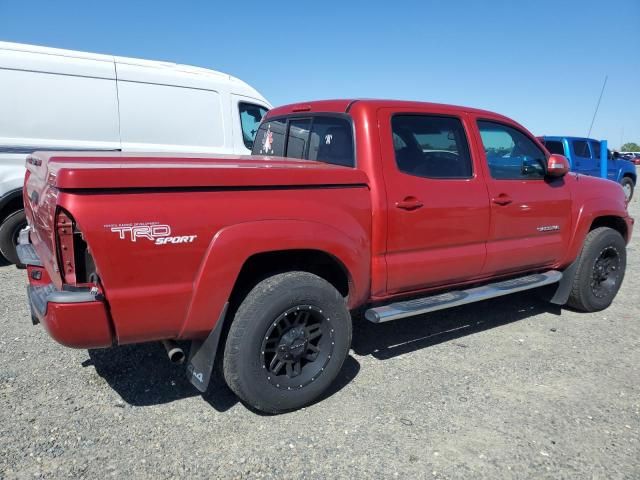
xmin=549 ymin=261 xmax=577 ymax=305
xmin=186 ymin=303 xmax=228 ymax=393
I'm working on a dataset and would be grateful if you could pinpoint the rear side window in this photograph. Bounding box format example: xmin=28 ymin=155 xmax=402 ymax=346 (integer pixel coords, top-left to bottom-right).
xmin=590 ymin=141 xmax=602 ymax=159
xmin=543 ymin=140 xmax=565 ymax=156
xmin=477 ymin=120 xmax=546 ymax=180
xmin=253 ymin=116 xmax=355 ymax=167
xmin=572 ymin=140 xmax=591 ymax=158
xmin=391 ymin=115 xmax=473 ymax=178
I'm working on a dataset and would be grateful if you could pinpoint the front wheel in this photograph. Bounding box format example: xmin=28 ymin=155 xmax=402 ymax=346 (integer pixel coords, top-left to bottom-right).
xmin=620 ymin=177 xmax=634 ymax=202
xmin=566 ymin=227 xmax=626 ymax=312
xmin=223 ymin=272 xmax=352 ymax=413
xmin=0 ymin=210 xmax=27 ymax=266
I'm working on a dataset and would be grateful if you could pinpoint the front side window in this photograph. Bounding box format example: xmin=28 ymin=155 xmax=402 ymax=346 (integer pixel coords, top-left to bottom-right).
xmin=590 ymin=141 xmax=602 ymax=159
xmin=572 ymin=140 xmax=591 ymax=158
xmin=391 ymin=115 xmax=473 ymax=178
xmin=239 ymin=102 xmax=269 ymax=149
xmin=477 ymin=121 xmax=546 ymax=180
xmin=252 ymin=115 xmax=355 ymax=167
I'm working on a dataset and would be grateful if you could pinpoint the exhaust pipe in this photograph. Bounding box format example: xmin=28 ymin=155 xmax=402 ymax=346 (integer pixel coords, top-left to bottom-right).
xmin=161 ymin=340 xmax=185 ymax=364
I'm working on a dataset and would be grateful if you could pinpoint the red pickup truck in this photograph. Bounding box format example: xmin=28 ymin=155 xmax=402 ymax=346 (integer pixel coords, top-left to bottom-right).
xmin=19 ymin=99 xmax=633 ymax=413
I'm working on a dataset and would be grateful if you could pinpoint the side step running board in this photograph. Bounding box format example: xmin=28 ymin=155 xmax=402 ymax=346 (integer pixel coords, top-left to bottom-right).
xmin=365 ymin=270 xmax=562 ymax=323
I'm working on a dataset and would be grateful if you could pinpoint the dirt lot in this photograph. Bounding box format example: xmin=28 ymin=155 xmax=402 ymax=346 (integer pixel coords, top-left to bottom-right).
xmin=1 ymin=198 xmax=638 ymax=479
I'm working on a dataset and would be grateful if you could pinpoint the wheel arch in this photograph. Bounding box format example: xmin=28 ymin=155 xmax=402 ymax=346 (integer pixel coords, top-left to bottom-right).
xmin=178 ymin=219 xmax=370 ymax=339
xmin=589 ymin=215 xmax=629 ymax=241
xmin=622 ymin=172 xmax=636 ymax=184
xmin=0 ymin=188 xmax=24 ymax=222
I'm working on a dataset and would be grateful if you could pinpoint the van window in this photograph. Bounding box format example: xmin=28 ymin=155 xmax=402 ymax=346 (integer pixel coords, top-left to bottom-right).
xmin=543 ymin=140 xmax=565 ymax=156
xmin=253 ymin=116 xmax=355 ymax=167
xmin=239 ymin=102 xmax=268 ymax=150
xmin=118 ymin=82 xmax=224 ymax=148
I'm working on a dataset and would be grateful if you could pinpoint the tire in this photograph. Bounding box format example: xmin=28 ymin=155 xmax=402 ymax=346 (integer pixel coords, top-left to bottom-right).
xmin=0 ymin=210 xmax=27 ymax=266
xmin=566 ymin=227 xmax=626 ymax=312
xmin=620 ymin=177 xmax=634 ymax=201
xmin=223 ymin=271 xmax=351 ymax=413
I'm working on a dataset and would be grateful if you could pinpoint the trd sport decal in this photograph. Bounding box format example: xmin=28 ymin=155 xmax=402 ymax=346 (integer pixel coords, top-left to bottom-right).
xmin=105 ymin=222 xmax=197 ymax=245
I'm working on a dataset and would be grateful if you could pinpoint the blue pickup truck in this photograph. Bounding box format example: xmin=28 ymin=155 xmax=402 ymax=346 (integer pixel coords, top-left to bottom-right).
xmin=540 ymin=136 xmax=636 ymax=201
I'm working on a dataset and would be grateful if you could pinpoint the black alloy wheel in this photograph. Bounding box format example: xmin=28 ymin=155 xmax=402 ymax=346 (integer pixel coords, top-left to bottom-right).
xmin=261 ymin=305 xmax=334 ymax=390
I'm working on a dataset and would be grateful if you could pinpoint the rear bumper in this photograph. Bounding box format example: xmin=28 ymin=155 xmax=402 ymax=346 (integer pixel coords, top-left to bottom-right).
xmin=18 ymin=228 xmax=113 ymax=349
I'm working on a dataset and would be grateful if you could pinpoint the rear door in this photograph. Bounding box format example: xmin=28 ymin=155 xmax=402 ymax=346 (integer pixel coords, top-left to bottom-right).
xmin=474 ymin=119 xmax=572 ymax=275
xmin=378 ymin=108 xmax=491 ymax=294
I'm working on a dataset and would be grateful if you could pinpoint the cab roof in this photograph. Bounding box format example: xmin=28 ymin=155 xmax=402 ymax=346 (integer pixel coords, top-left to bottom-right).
xmin=267 ymin=99 xmax=514 ymax=122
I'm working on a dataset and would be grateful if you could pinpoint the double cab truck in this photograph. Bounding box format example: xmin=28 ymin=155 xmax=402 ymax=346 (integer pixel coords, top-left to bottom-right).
xmin=540 ymin=136 xmax=637 ymax=201
xmin=19 ymin=99 xmax=633 ymax=413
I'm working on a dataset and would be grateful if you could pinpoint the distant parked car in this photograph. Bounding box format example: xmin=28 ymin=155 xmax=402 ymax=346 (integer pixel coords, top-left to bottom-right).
xmin=540 ymin=136 xmax=636 ymax=201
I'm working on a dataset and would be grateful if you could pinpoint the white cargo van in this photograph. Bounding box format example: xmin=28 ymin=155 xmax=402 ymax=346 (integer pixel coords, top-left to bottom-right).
xmin=0 ymin=41 xmax=271 ymax=264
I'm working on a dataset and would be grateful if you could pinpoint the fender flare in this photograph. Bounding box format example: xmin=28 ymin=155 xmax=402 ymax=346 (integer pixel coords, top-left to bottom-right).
xmin=562 ymin=197 xmax=628 ymax=265
xmin=178 ymin=219 xmax=371 ymax=339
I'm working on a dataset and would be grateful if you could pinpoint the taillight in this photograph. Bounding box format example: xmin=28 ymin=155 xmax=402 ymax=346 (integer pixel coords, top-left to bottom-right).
xmin=56 ymin=209 xmax=77 ymax=284
xmin=55 ymin=209 xmax=97 ymax=286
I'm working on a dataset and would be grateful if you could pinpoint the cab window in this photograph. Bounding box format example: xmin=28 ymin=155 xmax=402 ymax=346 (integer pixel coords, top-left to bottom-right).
xmin=252 ymin=115 xmax=355 ymax=167
xmin=239 ymin=102 xmax=269 ymax=149
xmin=543 ymin=140 xmax=565 ymax=156
xmin=253 ymin=118 xmax=286 ymax=156
xmin=572 ymin=140 xmax=591 ymax=158
xmin=391 ymin=115 xmax=473 ymax=178
xmin=477 ymin=121 xmax=546 ymax=180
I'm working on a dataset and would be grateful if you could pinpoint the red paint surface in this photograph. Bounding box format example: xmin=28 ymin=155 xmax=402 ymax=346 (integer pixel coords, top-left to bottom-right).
xmin=23 ymin=99 xmax=633 ymax=349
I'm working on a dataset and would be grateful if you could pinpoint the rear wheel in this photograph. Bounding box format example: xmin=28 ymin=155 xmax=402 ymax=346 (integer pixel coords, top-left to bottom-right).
xmin=0 ymin=210 xmax=27 ymax=266
xmin=566 ymin=227 xmax=626 ymax=312
xmin=223 ymin=272 xmax=351 ymax=413
xmin=620 ymin=177 xmax=634 ymax=201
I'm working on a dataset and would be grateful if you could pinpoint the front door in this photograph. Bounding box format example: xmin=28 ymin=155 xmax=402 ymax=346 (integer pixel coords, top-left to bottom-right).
xmin=473 ymin=119 xmax=572 ymax=275
xmin=379 ymin=109 xmax=491 ymax=294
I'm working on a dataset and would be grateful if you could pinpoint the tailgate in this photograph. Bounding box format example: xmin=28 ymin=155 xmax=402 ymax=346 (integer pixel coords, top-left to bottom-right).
xmin=24 ymin=154 xmax=62 ymax=286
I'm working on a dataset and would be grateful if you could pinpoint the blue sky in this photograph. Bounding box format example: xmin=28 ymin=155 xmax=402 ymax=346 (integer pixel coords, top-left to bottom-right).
xmin=1 ymin=0 xmax=639 ymax=148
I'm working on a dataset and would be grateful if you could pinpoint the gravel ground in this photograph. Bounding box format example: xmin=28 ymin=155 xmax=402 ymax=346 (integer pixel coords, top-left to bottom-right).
xmin=1 ymin=198 xmax=639 ymax=479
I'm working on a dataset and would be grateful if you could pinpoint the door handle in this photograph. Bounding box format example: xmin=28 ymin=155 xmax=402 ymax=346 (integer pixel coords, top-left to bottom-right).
xmin=492 ymin=194 xmax=513 ymax=206
xmin=395 ymin=196 xmax=424 ymax=211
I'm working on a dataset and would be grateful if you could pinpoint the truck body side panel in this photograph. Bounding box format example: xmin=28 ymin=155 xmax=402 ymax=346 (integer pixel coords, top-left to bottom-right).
xmin=54 ymin=186 xmax=371 ymax=344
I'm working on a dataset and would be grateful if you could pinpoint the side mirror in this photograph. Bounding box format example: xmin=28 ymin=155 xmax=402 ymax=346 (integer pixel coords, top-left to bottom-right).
xmin=546 ymin=154 xmax=570 ymax=177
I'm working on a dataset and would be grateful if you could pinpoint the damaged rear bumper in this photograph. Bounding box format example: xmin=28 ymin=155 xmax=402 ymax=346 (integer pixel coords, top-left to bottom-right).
xmin=18 ymin=227 xmax=113 ymax=349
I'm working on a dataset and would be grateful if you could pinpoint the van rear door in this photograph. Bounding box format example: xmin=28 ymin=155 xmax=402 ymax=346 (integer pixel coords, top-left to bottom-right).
xmin=0 ymin=45 xmax=120 ymax=153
